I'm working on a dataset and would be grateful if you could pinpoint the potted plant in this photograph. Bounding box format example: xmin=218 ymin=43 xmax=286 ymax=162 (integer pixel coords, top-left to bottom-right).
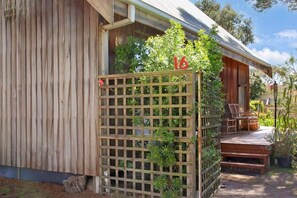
xmin=273 ymin=129 xmax=295 ymax=168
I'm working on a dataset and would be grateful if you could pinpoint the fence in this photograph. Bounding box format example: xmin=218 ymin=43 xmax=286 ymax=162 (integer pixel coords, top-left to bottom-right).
xmin=200 ymin=75 xmax=221 ymax=197
xmin=98 ymin=70 xmax=221 ymax=198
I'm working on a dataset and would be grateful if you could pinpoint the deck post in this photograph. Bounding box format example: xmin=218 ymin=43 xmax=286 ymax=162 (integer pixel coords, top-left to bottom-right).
xmin=99 ymin=29 xmax=109 ymax=75
xmin=94 ymin=176 xmax=100 ymax=193
xmin=197 ymin=72 xmax=202 ymax=198
xmin=273 ymin=81 xmax=278 ymax=129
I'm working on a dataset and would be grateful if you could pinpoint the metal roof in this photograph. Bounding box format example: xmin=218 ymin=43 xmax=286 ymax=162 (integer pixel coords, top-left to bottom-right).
xmin=119 ymin=0 xmax=272 ymax=76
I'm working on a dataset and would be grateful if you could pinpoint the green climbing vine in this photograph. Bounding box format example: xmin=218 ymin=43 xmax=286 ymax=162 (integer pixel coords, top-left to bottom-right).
xmin=115 ymin=20 xmax=224 ymax=197
xmin=203 ymin=130 xmax=221 ymax=162
xmin=147 ymin=127 xmax=182 ymax=197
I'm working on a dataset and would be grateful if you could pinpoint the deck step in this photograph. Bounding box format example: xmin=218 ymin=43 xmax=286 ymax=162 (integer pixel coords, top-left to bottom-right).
xmin=222 ymin=152 xmax=268 ymax=159
xmin=221 ymin=161 xmax=266 ymax=174
xmin=221 ymin=143 xmax=273 ymax=155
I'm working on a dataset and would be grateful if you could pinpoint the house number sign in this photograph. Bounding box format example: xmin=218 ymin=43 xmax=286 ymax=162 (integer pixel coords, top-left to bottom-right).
xmin=174 ymin=56 xmax=188 ymax=70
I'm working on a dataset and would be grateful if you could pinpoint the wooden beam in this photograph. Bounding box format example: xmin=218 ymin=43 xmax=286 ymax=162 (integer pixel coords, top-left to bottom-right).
xmin=87 ymin=0 xmax=114 ymax=24
xmin=222 ymin=48 xmax=272 ymax=77
xmin=114 ymin=1 xmax=170 ymax=33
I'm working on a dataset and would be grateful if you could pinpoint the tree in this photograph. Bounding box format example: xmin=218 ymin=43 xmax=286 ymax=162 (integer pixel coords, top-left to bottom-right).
xmin=250 ymin=71 xmax=266 ymax=100
xmin=247 ymin=0 xmax=297 ymax=12
xmin=196 ymin=0 xmax=254 ymax=45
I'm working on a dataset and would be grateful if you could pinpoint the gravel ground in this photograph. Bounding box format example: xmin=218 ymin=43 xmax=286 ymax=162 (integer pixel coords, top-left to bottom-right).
xmin=0 ymin=166 xmax=296 ymax=198
xmin=214 ymin=168 xmax=297 ymax=198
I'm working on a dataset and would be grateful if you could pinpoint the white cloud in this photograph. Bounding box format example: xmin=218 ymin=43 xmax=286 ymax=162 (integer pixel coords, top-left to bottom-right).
xmin=290 ymin=42 xmax=297 ymax=48
xmin=253 ymin=36 xmax=261 ymax=44
xmin=252 ymin=48 xmax=291 ymax=65
xmin=275 ymin=29 xmax=297 ymax=39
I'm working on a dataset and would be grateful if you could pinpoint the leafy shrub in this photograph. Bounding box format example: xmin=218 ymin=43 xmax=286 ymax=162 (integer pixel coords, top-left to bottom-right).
xmin=258 ymin=117 xmax=274 ymax=126
xmin=114 ymin=37 xmax=148 ymax=73
xmin=250 ymin=100 xmax=264 ymax=112
xmin=153 ymin=175 xmax=182 ymax=198
xmin=116 ymin=20 xmax=224 ymax=197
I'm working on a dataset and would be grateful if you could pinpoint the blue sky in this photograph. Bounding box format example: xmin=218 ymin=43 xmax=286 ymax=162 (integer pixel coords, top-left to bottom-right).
xmin=191 ymin=0 xmax=297 ymax=65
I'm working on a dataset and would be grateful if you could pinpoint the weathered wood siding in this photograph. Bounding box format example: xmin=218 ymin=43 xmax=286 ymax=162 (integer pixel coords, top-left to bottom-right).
xmin=0 ymin=0 xmax=99 ymax=176
xmin=221 ymin=56 xmax=250 ymax=112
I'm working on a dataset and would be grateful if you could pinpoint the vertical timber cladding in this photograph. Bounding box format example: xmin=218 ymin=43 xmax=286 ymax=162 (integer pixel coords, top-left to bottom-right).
xmin=200 ymin=74 xmax=221 ymax=198
xmin=98 ymin=70 xmax=197 ymax=197
xmin=0 ymin=0 xmax=98 ymax=176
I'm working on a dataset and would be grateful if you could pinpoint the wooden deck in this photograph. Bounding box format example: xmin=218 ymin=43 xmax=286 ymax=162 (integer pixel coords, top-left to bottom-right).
xmin=221 ymin=127 xmax=274 ymax=174
xmin=221 ymin=126 xmax=274 ymax=146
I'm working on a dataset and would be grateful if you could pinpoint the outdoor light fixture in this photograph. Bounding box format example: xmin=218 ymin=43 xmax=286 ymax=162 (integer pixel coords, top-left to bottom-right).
xmin=273 ymin=81 xmax=278 ymax=128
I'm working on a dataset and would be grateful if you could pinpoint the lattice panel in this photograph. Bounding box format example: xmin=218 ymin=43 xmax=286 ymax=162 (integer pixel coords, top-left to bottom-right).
xmin=98 ymin=70 xmax=197 ymax=198
xmin=199 ymin=74 xmax=222 ymax=198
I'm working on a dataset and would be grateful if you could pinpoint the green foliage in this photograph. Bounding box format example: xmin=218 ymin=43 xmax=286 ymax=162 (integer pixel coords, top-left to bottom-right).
xmin=247 ymin=0 xmax=297 ymax=12
xmin=153 ymin=175 xmax=182 ymax=198
xmin=146 ymin=127 xmax=182 ymax=197
xmin=259 ymin=117 xmax=274 ymax=127
xmin=118 ymin=160 xmax=133 ymax=169
xmin=203 ymin=130 xmax=221 ymax=161
xmin=196 ymin=0 xmax=254 ymax=45
xmin=114 ymin=36 xmax=148 ymax=73
xmin=0 ymin=187 xmax=11 ymax=196
xmin=143 ymin=21 xmax=211 ymax=73
xmin=268 ymin=56 xmax=297 ymax=157
xmin=250 ymin=100 xmax=264 ymax=112
xmin=202 ymin=145 xmax=221 ymax=162
xmin=114 ymin=20 xmax=223 ymax=76
xmin=153 ymin=175 xmax=168 ymax=191
xmin=250 ymin=73 xmax=266 ymax=100
xmin=275 ymin=57 xmax=297 ymax=133
xmin=147 ymin=128 xmax=177 ymax=168
xmin=196 ymin=28 xmax=223 ymax=76
xmin=132 ymin=116 xmax=143 ymax=126
xmin=117 ymin=21 xmax=223 ymax=197
xmin=273 ymin=75 xmax=297 ymax=157
xmin=258 ymin=111 xmax=274 ymax=126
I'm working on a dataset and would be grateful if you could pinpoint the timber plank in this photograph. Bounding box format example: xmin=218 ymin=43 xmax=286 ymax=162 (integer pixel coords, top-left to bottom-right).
xmin=221 ymin=143 xmax=272 ymax=155
xmin=221 ymin=161 xmax=265 ymax=169
xmin=41 ymin=0 xmax=48 ymax=170
xmin=6 ymin=11 xmax=12 ymax=166
xmin=87 ymin=0 xmax=113 ymax=24
xmin=221 ymin=161 xmax=266 ymax=174
xmin=19 ymin=1 xmax=27 ymax=167
xmin=70 ymin=0 xmax=78 ymax=174
xmin=52 ymin=0 xmax=59 ymax=172
xmin=47 ymin=0 xmax=54 ymax=172
xmin=58 ymin=0 xmax=65 ymax=173
xmin=83 ymin=1 xmax=91 ymax=175
xmin=16 ymin=0 xmax=21 ymax=168
xmin=0 ymin=0 xmax=3 ymax=165
xmin=89 ymin=6 xmax=98 ymax=176
xmin=31 ymin=0 xmax=38 ymax=169
xmin=64 ymin=0 xmax=71 ymax=173
xmin=76 ymin=0 xmax=84 ymax=174
xmin=36 ymin=0 xmax=43 ymax=170
xmin=221 ymin=152 xmax=268 ymax=159
xmin=26 ymin=0 xmax=32 ymax=168
xmin=11 ymin=0 xmax=17 ymax=167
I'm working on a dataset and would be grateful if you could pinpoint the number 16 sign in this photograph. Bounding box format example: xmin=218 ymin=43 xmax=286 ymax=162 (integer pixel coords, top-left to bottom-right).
xmin=174 ymin=56 xmax=188 ymax=70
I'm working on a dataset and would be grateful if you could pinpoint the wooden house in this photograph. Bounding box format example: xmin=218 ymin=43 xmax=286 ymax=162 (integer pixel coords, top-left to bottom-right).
xmin=0 ymin=0 xmax=272 ymax=197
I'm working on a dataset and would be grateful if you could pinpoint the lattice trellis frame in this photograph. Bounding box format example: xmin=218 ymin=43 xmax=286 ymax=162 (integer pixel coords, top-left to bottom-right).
xmin=198 ymin=74 xmax=222 ymax=198
xmin=98 ymin=70 xmax=197 ymax=198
